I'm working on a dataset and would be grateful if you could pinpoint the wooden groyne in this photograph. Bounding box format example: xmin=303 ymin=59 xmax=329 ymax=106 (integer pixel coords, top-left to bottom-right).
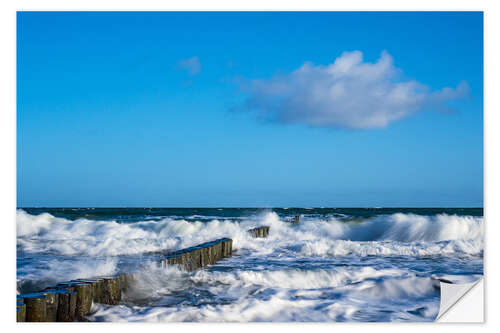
xmin=16 ymin=238 xmax=233 ymax=322
xmin=16 ymin=273 xmax=136 ymax=322
xmin=248 ymin=226 xmax=270 ymax=238
xmin=17 ymin=227 xmax=271 ymax=322
xmin=160 ymin=237 xmax=233 ymax=272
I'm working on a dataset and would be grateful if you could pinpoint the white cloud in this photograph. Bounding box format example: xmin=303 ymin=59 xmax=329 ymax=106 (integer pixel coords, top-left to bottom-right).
xmin=237 ymin=51 xmax=469 ymax=129
xmin=178 ymin=56 xmax=201 ymax=76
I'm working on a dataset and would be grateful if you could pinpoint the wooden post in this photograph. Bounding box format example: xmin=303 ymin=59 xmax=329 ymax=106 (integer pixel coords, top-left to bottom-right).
xmin=118 ymin=274 xmax=127 ymax=292
xmin=200 ymin=246 xmax=209 ymax=267
xmin=76 ymin=278 xmax=104 ymax=303
xmin=51 ymin=288 xmax=76 ymax=322
xmin=101 ymin=277 xmax=121 ymax=305
xmin=185 ymin=249 xmax=196 ymax=271
xmin=207 ymin=242 xmax=216 ymax=264
xmin=190 ymin=247 xmax=201 ymax=269
xmin=16 ymin=301 xmax=26 ymax=322
xmin=177 ymin=250 xmax=187 ymax=271
xmin=40 ymin=290 xmax=58 ymax=322
xmin=225 ymin=238 xmax=233 ymax=256
xmin=220 ymin=239 xmax=227 ymax=257
xmin=214 ymin=240 xmax=223 ymax=262
xmin=54 ymin=284 xmax=79 ymax=322
xmin=227 ymin=238 xmax=233 ymax=255
xmin=73 ymin=283 xmax=93 ymax=319
xmin=23 ymin=294 xmax=46 ymax=322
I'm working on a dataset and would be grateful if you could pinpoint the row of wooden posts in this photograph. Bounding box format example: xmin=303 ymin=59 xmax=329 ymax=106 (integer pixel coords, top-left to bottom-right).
xmin=16 ymin=273 xmax=136 ymax=322
xmin=247 ymin=226 xmax=270 ymax=238
xmin=17 ymin=226 xmax=270 ymax=322
xmin=160 ymin=237 xmax=233 ymax=272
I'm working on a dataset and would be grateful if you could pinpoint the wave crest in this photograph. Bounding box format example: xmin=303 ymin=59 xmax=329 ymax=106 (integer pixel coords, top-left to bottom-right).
xmin=17 ymin=210 xmax=483 ymax=257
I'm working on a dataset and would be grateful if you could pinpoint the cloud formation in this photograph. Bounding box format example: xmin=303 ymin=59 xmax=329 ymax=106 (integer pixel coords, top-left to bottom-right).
xmin=237 ymin=51 xmax=469 ymax=129
xmin=178 ymin=56 xmax=201 ymax=76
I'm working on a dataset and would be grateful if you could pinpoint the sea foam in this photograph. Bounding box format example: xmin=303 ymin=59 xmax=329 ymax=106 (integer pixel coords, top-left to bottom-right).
xmin=17 ymin=210 xmax=483 ymax=257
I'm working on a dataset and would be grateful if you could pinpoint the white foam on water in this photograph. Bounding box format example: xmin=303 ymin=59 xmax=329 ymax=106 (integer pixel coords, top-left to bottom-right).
xmin=190 ymin=266 xmax=404 ymax=289
xmin=17 ymin=257 xmax=118 ymax=293
xmin=122 ymin=263 xmax=187 ymax=301
xmin=17 ymin=210 xmax=483 ymax=257
xmin=89 ymin=265 xmax=442 ymax=322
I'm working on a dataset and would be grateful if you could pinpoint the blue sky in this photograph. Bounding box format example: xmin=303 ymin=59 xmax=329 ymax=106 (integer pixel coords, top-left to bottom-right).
xmin=17 ymin=11 xmax=483 ymax=207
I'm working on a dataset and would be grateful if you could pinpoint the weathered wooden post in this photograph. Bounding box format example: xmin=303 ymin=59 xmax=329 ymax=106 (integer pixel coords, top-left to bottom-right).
xmin=221 ymin=238 xmax=232 ymax=257
xmin=196 ymin=246 xmax=204 ymax=268
xmin=73 ymin=283 xmax=93 ymax=319
xmin=200 ymin=245 xmax=209 ymax=267
xmin=227 ymin=238 xmax=233 ymax=255
xmin=39 ymin=289 xmax=58 ymax=322
xmin=16 ymin=301 xmax=26 ymax=322
xmin=101 ymin=277 xmax=121 ymax=305
xmin=23 ymin=294 xmax=46 ymax=322
xmin=183 ymin=249 xmax=194 ymax=271
xmin=192 ymin=247 xmax=200 ymax=270
xmin=77 ymin=278 xmax=104 ymax=303
xmin=190 ymin=248 xmax=198 ymax=271
xmin=183 ymin=249 xmax=196 ymax=271
xmin=216 ymin=240 xmax=222 ymax=260
xmin=208 ymin=241 xmax=217 ymax=264
xmin=215 ymin=240 xmax=223 ymax=262
xmin=52 ymin=285 xmax=78 ymax=322
xmin=117 ymin=274 xmax=127 ymax=292
xmin=176 ymin=250 xmax=186 ymax=270
xmin=56 ymin=289 xmax=77 ymax=322
xmin=120 ymin=274 xmax=129 ymax=292
xmin=220 ymin=239 xmax=226 ymax=256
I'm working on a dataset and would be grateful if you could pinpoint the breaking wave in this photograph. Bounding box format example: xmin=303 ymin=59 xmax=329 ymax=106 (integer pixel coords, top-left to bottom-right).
xmin=16 ymin=210 xmax=483 ymax=257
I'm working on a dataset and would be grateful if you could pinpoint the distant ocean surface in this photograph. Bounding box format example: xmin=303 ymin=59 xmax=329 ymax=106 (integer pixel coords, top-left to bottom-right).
xmin=16 ymin=208 xmax=484 ymax=322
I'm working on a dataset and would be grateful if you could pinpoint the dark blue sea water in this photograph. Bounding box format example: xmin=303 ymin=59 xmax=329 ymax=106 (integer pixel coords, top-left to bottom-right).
xmin=17 ymin=208 xmax=483 ymax=322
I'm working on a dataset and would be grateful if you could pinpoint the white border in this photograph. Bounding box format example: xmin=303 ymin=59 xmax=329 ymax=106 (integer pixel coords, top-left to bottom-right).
xmin=2 ymin=1 xmax=497 ymax=332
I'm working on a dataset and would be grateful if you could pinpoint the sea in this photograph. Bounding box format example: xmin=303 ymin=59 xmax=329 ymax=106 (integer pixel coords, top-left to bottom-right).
xmin=16 ymin=207 xmax=484 ymax=322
